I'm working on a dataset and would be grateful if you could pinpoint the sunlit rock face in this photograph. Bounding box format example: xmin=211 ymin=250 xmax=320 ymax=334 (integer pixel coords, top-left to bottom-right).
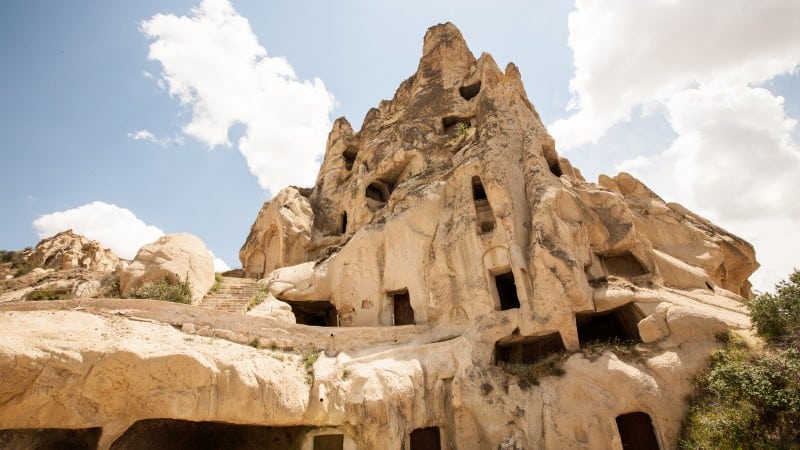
xmin=1 ymin=23 xmax=758 ymax=450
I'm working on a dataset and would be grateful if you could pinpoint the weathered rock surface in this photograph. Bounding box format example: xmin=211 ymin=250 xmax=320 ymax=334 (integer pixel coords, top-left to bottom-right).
xmin=0 ymin=23 xmax=760 ymax=450
xmin=0 ymin=231 xmax=122 ymax=302
xmin=120 ymin=233 xmax=214 ymax=303
xmin=19 ymin=230 xmax=121 ymax=273
xmin=239 ymin=187 xmax=313 ymax=278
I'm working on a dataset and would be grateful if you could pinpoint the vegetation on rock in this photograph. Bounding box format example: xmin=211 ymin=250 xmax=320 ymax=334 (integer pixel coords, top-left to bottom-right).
xmin=681 ymin=269 xmax=800 ymax=449
xmin=127 ymin=276 xmax=192 ymax=304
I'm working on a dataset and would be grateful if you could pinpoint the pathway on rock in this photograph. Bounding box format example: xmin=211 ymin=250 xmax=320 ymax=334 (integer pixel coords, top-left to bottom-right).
xmin=200 ymin=277 xmax=261 ymax=314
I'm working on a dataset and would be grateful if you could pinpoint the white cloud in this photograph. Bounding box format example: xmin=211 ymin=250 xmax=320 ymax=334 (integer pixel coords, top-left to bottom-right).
xmin=209 ymin=251 xmax=231 ymax=272
xmin=551 ymin=0 xmax=800 ymax=150
xmin=555 ymin=0 xmax=800 ymax=292
xmin=616 ymin=83 xmax=800 ymax=291
xmin=128 ymin=129 xmax=183 ymax=147
xmin=33 ymin=201 xmax=164 ymax=260
xmin=140 ymin=0 xmax=334 ymax=194
xmin=34 ymin=202 xmax=235 ymax=272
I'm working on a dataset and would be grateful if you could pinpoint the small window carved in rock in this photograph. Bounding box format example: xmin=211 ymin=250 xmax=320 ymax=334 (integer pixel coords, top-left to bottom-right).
xmin=616 ymin=412 xmax=661 ymax=450
xmin=494 ymin=332 xmax=566 ymax=365
xmin=541 ymin=142 xmax=563 ymax=177
xmin=342 ymin=146 xmax=357 ymax=171
xmin=494 ymin=271 xmax=520 ymax=310
xmin=365 ymin=181 xmax=392 ymax=209
xmin=313 ymin=433 xmax=344 ymax=450
xmin=472 ymin=176 xmax=487 ymax=201
xmin=285 ymin=300 xmax=339 ymax=327
xmin=459 ymin=81 xmax=481 ymax=100
xmin=410 ymin=427 xmax=441 ymax=450
xmin=340 ymin=212 xmax=347 ymax=235
xmin=390 ymin=289 xmax=415 ymax=325
xmin=442 ymin=115 xmax=474 ymax=135
xmin=600 ymin=251 xmax=648 ymax=278
xmin=472 ymin=176 xmax=495 ymax=233
xmin=575 ymin=303 xmax=643 ymax=347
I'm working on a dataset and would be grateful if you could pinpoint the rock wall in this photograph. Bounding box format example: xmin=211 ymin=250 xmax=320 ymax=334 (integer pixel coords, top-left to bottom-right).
xmin=0 ymin=23 xmax=760 ymax=450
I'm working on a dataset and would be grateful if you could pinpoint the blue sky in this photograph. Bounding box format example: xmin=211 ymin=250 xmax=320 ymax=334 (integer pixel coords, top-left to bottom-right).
xmin=1 ymin=0 xmax=798 ymax=292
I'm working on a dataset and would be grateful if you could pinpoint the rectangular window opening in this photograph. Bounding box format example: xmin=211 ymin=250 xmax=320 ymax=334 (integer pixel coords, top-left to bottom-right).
xmin=391 ymin=290 xmax=415 ymax=326
xmin=576 ymin=303 xmax=643 ymax=347
xmin=313 ymin=433 xmax=345 ymax=450
xmin=494 ymin=332 xmax=566 ymax=365
xmin=410 ymin=427 xmax=441 ymax=450
xmin=495 ymin=271 xmax=520 ymax=310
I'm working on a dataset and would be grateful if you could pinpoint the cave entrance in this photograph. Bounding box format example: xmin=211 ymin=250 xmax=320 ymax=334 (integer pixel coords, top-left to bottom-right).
xmin=616 ymin=412 xmax=660 ymax=450
xmin=410 ymin=427 xmax=441 ymax=450
xmin=284 ymin=300 xmax=338 ymax=327
xmin=576 ymin=303 xmax=643 ymax=347
xmin=0 ymin=427 xmax=101 ymax=450
xmin=313 ymin=433 xmax=344 ymax=450
xmin=110 ymin=419 xmax=308 ymax=450
xmin=391 ymin=289 xmax=415 ymax=326
xmin=342 ymin=146 xmax=357 ymax=171
xmin=494 ymin=332 xmax=566 ymax=365
xmin=472 ymin=176 xmax=495 ymax=233
xmin=494 ymin=271 xmax=520 ymax=310
xmin=459 ymin=81 xmax=481 ymax=100
xmin=365 ymin=181 xmax=392 ymax=209
xmin=601 ymin=251 xmax=648 ymax=277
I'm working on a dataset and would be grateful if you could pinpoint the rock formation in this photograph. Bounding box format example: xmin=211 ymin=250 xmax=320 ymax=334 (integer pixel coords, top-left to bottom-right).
xmin=120 ymin=233 xmax=215 ymax=304
xmin=0 ymin=230 xmax=122 ymax=302
xmin=18 ymin=229 xmax=121 ymax=273
xmin=1 ymin=23 xmax=759 ymax=449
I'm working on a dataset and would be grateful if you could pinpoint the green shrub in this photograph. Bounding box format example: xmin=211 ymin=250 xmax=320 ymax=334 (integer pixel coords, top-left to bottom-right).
xmin=0 ymin=249 xmax=24 ymax=265
xmin=498 ymin=352 xmax=567 ymax=389
xmin=681 ymin=270 xmax=800 ymax=449
xmin=750 ymin=269 xmax=800 ymax=347
xmin=13 ymin=260 xmax=40 ymax=277
xmin=96 ymin=273 xmax=121 ymax=298
xmin=30 ymin=287 xmax=72 ymax=301
xmin=128 ymin=276 xmax=192 ymax=304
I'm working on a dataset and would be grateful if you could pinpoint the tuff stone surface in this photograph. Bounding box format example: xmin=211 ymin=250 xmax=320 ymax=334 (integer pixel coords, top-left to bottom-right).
xmin=120 ymin=233 xmax=214 ymax=303
xmin=0 ymin=23 xmax=759 ymax=449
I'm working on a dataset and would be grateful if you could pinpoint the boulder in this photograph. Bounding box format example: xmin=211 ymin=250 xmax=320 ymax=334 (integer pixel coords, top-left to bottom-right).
xmin=20 ymin=230 xmax=122 ymax=272
xmin=120 ymin=233 xmax=214 ymax=303
xmin=239 ymin=187 xmax=313 ymax=279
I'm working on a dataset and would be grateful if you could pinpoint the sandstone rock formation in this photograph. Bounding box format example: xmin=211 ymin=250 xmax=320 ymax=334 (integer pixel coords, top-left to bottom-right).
xmin=239 ymin=187 xmax=313 ymax=279
xmin=18 ymin=229 xmax=121 ymax=273
xmin=0 ymin=231 xmax=122 ymax=302
xmin=0 ymin=23 xmax=759 ymax=450
xmin=120 ymin=233 xmax=214 ymax=303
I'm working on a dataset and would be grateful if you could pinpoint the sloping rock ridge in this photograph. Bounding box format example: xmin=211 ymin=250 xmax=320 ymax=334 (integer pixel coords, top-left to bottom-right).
xmin=0 ymin=230 xmax=123 ymax=302
xmin=1 ymin=23 xmax=758 ymax=449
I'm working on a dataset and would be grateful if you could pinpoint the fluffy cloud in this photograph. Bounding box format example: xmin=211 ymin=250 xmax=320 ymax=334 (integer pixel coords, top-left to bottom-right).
xmin=551 ymin=0 xmax=800 ymax=150
xmin=554 ymin=0 xmax=800 ymax=292
xmin=617 ymin=83 xmax=800 ymax=291
xmin=33 ymin=201 xmax=164 ymax=260
xmin=209 ymin=251 xmax=231 ymax=272
xmin=140 ymin=0 xmax=334 ymax=194
xmin=33 ymin=202 xmax=232 ymax=272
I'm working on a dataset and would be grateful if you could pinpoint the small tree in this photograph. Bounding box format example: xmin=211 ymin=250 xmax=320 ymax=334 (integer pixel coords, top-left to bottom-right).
xmin=680 ymin=269 xmax=800 ymax=449
xmin=749 ymin=269 xmax=800 ymax=346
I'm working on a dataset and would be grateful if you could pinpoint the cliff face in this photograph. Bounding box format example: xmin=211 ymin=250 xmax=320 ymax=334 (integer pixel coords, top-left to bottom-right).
xmin=241 ymin=22 xmax=757 ymax=333
xmin=2 ymin=23 xmax=759 ymax=450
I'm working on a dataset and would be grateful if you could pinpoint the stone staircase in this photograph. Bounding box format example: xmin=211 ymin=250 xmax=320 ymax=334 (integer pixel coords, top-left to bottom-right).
xmin=200 ymin=277 xmax=261 ymax=314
